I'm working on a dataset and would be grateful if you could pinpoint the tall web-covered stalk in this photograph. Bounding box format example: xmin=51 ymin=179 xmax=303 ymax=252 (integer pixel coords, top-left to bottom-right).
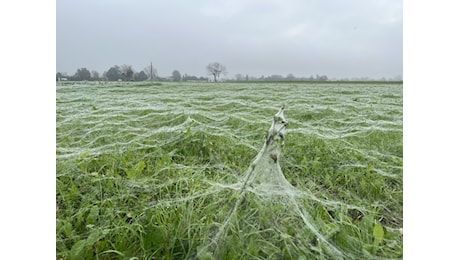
xmin=241 ymin=106 xmax=293 ymax=193
xmin=198 ymin=107 xmax=343 ymax=259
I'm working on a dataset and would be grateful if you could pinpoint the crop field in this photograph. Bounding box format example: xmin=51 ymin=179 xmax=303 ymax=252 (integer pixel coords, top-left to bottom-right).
xmin=56 ymin=81 xmax=403 ymax=259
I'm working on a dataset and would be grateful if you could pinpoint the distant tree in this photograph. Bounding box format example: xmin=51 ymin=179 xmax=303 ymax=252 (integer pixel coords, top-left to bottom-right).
xmin=206 ymin=62 xmax=227 ymax=82
xmin=91 ymin=70 xmax=100 ymax=81
xmin=144 ymin=63 xmax=157 ymax=81
xmin=183 ymin=74 xmax=199 ymax=81
xmin=134 ymin=71 xmax=148 ymax=81
xmin=73 ymin=68 xmax=91 ymax=81
xmin=56 ymin=72 xmax=63 ymax=81
xmin=268 ymin=74 xmax=283 ymax=81
xmin=286 ymin=73 xmax=295 ymax=81
xmin=172 ymin=70 xmax=181 ymax=82
xmin=105 ymin=66 xmax=121 ymax=81
xmin=120 ymin=64 xmax=134 ymax=81
xmin=235 ymin=73 xmax=244 ymax=81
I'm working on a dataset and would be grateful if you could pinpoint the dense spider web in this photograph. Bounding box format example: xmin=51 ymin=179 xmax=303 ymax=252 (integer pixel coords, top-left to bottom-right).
xmin=144 ymin=107 xmax=351 ymax=258
xmin=57 ymin=83 xmax=403 ymax=259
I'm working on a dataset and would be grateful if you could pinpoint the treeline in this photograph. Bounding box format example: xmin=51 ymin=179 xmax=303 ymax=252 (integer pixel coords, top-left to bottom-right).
xmin=56 ymin=62 xmax=402 ymax=82
xmin=230 ymin=74 xmax=402 ymax=82
xmin=230 ymin=73 xmax=328 ymax=82
xmin=56 ymin=64 xmax=209 ymax=82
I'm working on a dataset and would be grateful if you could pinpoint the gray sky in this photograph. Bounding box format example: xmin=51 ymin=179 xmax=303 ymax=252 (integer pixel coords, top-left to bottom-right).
xmin=56 ymin=0 xmax=402 ymax=80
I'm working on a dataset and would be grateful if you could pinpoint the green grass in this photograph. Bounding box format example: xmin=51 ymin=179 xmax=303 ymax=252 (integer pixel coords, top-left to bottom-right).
xmin=56 ymin=81 xmax=403 ymax=259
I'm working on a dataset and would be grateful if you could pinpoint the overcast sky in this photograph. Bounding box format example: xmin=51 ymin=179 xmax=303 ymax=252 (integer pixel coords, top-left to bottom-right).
xmin=56 ymin=0 xmax=402 ymax=80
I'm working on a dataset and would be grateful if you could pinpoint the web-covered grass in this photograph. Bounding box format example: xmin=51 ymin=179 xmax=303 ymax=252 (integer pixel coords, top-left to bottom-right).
xmin=56 ymin=81 xmax=402 ymax=259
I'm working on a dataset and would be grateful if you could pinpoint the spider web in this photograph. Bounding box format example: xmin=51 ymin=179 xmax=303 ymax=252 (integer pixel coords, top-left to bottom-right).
xmin=57 ymin=83 xmax=402 ymax=259
xmin=139 ymin=107 xmax=345 ymax=258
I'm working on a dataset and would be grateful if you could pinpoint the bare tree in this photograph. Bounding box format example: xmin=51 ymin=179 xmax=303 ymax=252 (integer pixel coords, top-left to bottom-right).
xmin=144 ymin=63 xmax=158 ymax=81
xmin=120 ymin=64 xmax=134 ymax=81
xmin=206 ymin=62 xmax=227 ymax=82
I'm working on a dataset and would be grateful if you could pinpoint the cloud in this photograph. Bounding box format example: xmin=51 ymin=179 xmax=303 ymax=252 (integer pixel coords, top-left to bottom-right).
xmin=57 ymin=0 xmax=402 ymax=79
xmin=199 ymin=1 xmax=248 ymax=18
xmin=283 ymin=23 xmax=310 ymax=38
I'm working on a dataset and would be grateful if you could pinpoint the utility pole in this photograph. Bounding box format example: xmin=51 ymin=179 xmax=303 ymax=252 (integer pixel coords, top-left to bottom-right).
xmin=150 ymin=62 xmax=153 ymax=81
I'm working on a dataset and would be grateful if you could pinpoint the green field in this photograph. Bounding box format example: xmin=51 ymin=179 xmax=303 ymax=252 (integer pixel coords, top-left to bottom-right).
xmin=56 ymin=81 xmax=403 ymax=259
